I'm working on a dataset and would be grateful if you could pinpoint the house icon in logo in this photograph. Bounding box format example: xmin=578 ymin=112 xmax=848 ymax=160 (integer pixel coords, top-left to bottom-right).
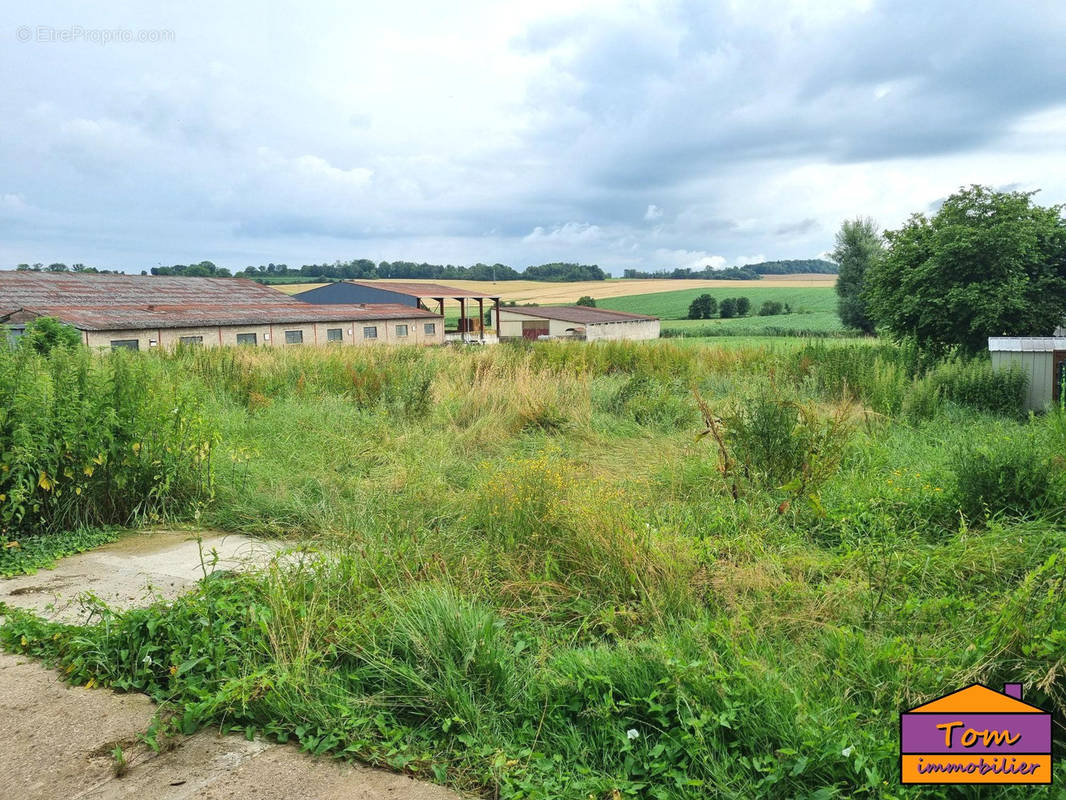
xmin=901 ymin=683 xmax=1052 ymax=785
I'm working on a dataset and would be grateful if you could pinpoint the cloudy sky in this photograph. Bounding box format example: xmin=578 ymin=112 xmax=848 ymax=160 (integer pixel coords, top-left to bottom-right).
xmin=3 ymin=0 xmax=1066 ymax=275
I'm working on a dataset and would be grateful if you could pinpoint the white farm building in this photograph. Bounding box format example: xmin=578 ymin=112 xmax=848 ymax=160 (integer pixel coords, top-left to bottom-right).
xmin=497 ymin=306 xmax=660 ymax=342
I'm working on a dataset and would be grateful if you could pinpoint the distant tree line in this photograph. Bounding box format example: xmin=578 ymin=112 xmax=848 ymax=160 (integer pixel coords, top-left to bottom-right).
xmin=14 ymin=263 xmax=123 ymax=274
xmin=623 ymin=266 xmax=759 ymax=280
xmin=747 ymin=259 xmax=838 ymax=275
xmin=228 ymin=260 xmax=608 ymax=282
xmin=687 ymin=294 xmax=793 ymax=320
xmin=622 ymin=259 xmax=836 ymax=280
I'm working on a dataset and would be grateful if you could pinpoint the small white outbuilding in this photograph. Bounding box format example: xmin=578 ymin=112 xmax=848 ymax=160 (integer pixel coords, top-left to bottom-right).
xmin=498 ymin=306 xmax=660 ymax=342
xmin=988 ymin=337 xmax=1066 ymax=411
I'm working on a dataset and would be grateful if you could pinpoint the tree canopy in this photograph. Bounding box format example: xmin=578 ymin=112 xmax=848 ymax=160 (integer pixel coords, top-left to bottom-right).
xmin=687 ymin=294 xmax=717 ymax=319
xmin=865 ymin=186 xmax=1066 ymax=354
xmin=832 ymin=217 xmax=881 ymax=335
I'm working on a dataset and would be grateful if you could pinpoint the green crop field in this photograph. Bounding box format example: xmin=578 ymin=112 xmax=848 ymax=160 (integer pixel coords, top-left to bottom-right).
xmin=597 ymin=285 xmax=836 ymax=319
xmin=3 ymin=339 xmax=1065 ymax=797
xmin=661 ymin=311 xmax=847 ymax=336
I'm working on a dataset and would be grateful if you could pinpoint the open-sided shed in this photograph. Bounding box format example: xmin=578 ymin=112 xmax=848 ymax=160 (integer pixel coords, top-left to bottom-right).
xmin=294 ymin=280 xmax=501 ymax=342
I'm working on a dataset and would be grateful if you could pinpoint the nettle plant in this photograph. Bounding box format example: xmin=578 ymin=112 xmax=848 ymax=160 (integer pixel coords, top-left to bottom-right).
xmin=0 ymin=346 xmax=219 ymax=537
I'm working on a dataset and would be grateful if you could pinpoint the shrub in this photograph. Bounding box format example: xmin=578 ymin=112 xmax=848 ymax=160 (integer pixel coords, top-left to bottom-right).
xmin=929 ymin=358 xmax=1027 ymax=418
xmin=17 ymin=316 xmax=82 ymax=355
xmin=757 ymin=301 xmax=784 ymax=316
xmin=575 ymin=295 xmax=596 ymax=307
xmin=951 ymin=433 xmax=1058 ymax=522
xmin=0 ymin=347 xmax=218 ymax=537
xmin=719 ymin=298 xmax=737 ymax=318
xmin=699 ymin=385 xmax=855 ymax=512
xmin=734 ymin=296 xmax=751 ymax=316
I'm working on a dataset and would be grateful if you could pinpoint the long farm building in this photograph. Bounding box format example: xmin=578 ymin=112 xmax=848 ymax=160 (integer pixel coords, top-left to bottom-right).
xmin=0 ymin=273 xmax=443 ymax=349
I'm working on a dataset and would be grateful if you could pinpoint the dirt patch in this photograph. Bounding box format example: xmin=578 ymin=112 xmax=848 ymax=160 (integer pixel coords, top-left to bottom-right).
xmin=0 ymin=530 xmax=280 ymax=624
xmin=0 ymin=653 xmax=459 ymax=800
xmin=0 ymin=530 xmax=464 ymax=799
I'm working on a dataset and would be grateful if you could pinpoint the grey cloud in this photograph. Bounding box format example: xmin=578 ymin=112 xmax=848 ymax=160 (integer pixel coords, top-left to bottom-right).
xmin=2 ymin=0 xmax=1066 ymax=272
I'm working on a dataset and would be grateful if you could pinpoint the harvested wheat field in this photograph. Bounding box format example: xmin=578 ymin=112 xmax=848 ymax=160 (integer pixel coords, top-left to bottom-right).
xmin=273 ymin=274 xmax=836 ymax=304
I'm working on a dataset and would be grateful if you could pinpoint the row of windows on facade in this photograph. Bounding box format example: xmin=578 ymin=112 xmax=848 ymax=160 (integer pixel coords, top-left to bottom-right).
xmin=110 ymin=323 xmax=436 ymax=350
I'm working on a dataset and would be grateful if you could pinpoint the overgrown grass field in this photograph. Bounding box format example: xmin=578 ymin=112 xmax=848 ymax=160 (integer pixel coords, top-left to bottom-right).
xmin=2 ymin=339 xmax=1064 ymax=798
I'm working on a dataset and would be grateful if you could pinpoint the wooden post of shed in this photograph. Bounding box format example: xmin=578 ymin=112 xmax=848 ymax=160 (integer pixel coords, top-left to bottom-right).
xmin=459 ymin=297 xmax=466 ymax=342
xmin=494 ymin=298 xmax=501 ymax=336
xmin=477 ymin=297 xmax=484 ymax=342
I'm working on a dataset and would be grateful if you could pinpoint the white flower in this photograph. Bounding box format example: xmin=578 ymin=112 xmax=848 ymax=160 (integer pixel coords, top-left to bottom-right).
xmin=841 ymin=746 xmax=853 ymax=757
xmin=142 ymin=654 xmax=153 ymax=665
xmin=627 ymin=729 xmax=640 ymax=740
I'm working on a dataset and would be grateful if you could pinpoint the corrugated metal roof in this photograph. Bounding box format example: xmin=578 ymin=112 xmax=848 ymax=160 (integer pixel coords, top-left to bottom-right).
xmin=20 ymin=303 xmax=439 ymax=331
xmin=988 ymin=337 xmax=1066 ymax=352
xmin=345 ymin=280 xmax=500 ymax=298
xmin=499 ymin=306 xmax=658 ymax=324
xmin=0 ymin=272 xmax=284 ymax=306
xmin=0 ymin=273 xmax=440 ymax=331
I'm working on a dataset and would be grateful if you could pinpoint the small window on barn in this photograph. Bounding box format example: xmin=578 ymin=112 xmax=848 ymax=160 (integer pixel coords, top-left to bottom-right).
xmin=396 ymin=324 xmax=408 ymax=337
xmin=326 ymin=328 xmax=343 ymax=342
xmin=424 ymin=323 xmax=436 ymax=335
xmin=236 ymin=333 xmax=257 ymax=346
xmin=110 ymin=339 xmax=139 ymax=351
xmin=179 ymin=336 xmax=203 ymax=346
xmin=363 ymin=326 xmax=378 ymax=339
xmin=284 ymin=330 xmax=303 ymax=345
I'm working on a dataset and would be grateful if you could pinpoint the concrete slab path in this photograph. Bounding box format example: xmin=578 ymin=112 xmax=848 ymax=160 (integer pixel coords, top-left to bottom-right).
xmin=0 ymin=530 xmax=463 ymax=800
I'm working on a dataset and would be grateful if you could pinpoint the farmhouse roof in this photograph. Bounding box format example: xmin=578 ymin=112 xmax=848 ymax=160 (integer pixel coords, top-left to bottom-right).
xmin=0 ymin=272 xmax=284 ymax=306
xmin=16 ymin=302 xmax=439 ymax=331
xmin=501 ymin=306 xmax=658 ymax=324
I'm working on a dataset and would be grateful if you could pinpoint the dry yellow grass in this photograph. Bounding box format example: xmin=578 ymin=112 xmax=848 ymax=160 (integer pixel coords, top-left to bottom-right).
xmin=273 ymin=274 xmax=835 ymax=304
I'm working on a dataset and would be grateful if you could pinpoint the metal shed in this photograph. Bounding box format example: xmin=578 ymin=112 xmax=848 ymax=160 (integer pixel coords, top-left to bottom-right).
xmin=988 ymin=337 xmax=1066 ymax=411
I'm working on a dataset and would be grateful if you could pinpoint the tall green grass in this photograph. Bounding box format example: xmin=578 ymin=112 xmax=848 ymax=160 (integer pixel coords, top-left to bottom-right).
xmin=0 ymin=346 xmax=216 ymax=538
xmin=2 ymin=339 xmax=1065 ymax=798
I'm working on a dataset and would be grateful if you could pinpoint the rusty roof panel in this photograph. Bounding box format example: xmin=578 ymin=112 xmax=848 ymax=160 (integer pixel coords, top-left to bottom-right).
xmin=499 ymin=306 xmax=658 ymax=324
xmin=0 ymin=272 xmax=285 ymax=306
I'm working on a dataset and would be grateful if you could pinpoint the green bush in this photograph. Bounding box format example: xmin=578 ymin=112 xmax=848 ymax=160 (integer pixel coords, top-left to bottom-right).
xmin=951 ymin=433 xmax=1058 ymax=522
xmin=757 ymin=301 xmax=784 ymax=316
xmin=17 ymin=316 xmax=83 ymax=355
xmin=0 ymin=347 xmax=218 ymax=537
xmin=929 ymin=358 xmax=1027 ymax=418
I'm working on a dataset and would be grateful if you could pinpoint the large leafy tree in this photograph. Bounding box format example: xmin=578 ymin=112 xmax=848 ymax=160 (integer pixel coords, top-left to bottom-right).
xmin=865 ymin=186 xmax=1066 ymax=354
xmin=831 ymin=217 xmax=881 ymax=334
